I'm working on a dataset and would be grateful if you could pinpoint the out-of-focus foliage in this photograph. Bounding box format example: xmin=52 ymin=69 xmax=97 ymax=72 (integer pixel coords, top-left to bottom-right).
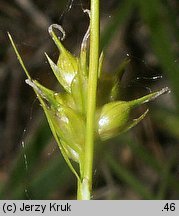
xmin=0 ymin=0 xmax=179 ymax=199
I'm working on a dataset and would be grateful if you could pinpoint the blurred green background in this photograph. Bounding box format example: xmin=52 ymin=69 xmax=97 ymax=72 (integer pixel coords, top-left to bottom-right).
xmin=0 ymin=0 xmax=179 ymax=199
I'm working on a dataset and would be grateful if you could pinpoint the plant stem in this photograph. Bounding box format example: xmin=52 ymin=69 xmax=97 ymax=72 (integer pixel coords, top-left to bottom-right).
xmin=78 ymin=0 xmax=99 ymax=200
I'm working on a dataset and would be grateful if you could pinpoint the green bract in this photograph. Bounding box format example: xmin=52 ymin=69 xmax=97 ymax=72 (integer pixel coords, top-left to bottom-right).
xmin=8 ymin=23 xmax=170 ymax=178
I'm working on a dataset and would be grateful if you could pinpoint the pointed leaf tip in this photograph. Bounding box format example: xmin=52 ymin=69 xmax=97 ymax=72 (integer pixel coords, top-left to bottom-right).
xmin=130 ymin=87 xmax=171 ymax=107
xmin=150 ymin=87 xmax=171 ymax=100
xmin=45 ymin=53 xmax=77 ymax=93
xmin=8 ymin=33 xmax=31 ymax=79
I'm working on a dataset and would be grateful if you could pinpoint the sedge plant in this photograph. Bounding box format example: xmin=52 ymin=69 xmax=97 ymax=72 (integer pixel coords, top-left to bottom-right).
xmin=8 ymin=0 xmax=170 ymax=200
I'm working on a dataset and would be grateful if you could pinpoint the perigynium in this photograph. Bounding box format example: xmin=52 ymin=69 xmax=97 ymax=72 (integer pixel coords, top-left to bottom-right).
xmin=8 ymin=8 xmax=170 ymax=199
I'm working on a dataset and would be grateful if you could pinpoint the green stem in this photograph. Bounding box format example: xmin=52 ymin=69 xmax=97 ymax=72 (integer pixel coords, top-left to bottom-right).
xmin=78 ymin=0 xmax=100 ymax=200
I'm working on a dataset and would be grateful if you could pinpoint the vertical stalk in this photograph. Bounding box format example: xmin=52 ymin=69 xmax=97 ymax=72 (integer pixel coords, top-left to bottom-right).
xmin=78 ymin=0 xmax=99 ymax=200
